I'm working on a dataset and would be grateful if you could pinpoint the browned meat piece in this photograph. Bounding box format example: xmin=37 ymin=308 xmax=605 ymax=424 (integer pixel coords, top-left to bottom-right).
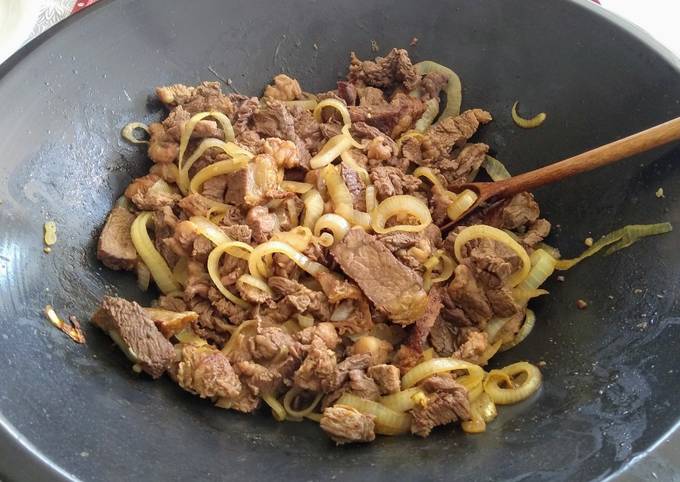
xmin=452 ymin=330 xmax=490 ymax=364
xmin=407 ymin=287 xmax=443 ymax=350
xmin=234 ymin=360 xmax=282 ymax=396
xmin=295 ymin=322 xmax=340 ymax=350
xmin=252 ymin=100 xmax=311 ymax=164
xmin=350 ymin=122 xmax=398 ymax=167
xmin=522 ymin=218 xmax=552 ymax=248
xmin=232 ymin=96 xmax=260 ymax=134
xmin=348 ymin=48 xmax=419 ymax=91
xmin=224 ymin=168 xmax=257 ymax=207
xmin=430 ymin=186 xmax=453 ymax=225
xmin=429 ymin=318 xmax=456 ymax=356
xmin=221 ymin=224 xmax=252 ymax=243
xmin=376 ymin=224 xmax=441 ymax=271
xmin=402 ymin=109 xmax=492 ymax=165
xmin=486 ymin=287 xmax=520 ymax=318
xmin=331 ymin=229 xmax=427 ymax=324
xmin=176 ymin=344 xmax=242 ymax=399
xmin=410 ymin=380 xmax=470 ymax=437
xmin=480 ymin=192 xmax=540 ymax=230
xmin=143 ymin=308 xmax=197 ymax=338
xmin=333 ymin=353 xmax=373 ymax=389
xmin=337 ymin=80 xmax=357 ymax=106
xmin=268 ymin=276 xmax=331 ymax=321
xmin=287 ymin=105 xmax=325 ymax=158
xmin=349 ymin=92 xmax=425 ymax=139
xmin=340 ymin=164 xmax=366 ymax=211
xmin=162 ymin=105 xmax=224 ymax=141
xmin=178 ymin=193 xmax=212 ymax=217
xmin=147 ymin=122 xmax=179 ymax=164
xmin=368 ymin=364 xmax=401 ymax=395
xmin=200 ymin=174 xmax=228 ymax=202
xmin=157 ymin=294 xmax=187 ymax=312
xmin=421 ymin=71 xmax=448 ymax=100
xmin=436 ymin=143 xmax=489 ymax=189
xmin=356 ymin=86 xmax=386 ymax=105
xmin=447 ymin=264 xmax=493 ymax=326
xmin=248 ymin=326 xmax=302 ymax=363
xmin=346 ymin=369 xmax=381 ymax=400
xmin=320 ymin=406 xmax=376 ymax=445
xmin=261 ymin=137 xmax=301 ymax=169
xmin=263 ymin=74 xmax=302 ymax=101
xmin=92 ymin=296 xmax=175 ymax=378
xmin=124 ymin=174 xmax=181 ymax=210
xmin=461 ymin=239 xmax=522 ymax=289
xmin=97 ymin=207 xmax=137 ymax=271
xmin=370 ymin=166 xmax=422 ymax=201
xmin=236 ymin=277 xmax=272 ymax=304
xmin=293 ymin=337 xmax=337 ymax=392
xmin=393 ymin=344 xmax=421 ymax=375
xmin=156 ymin=81 xmax=234 ymax=116
xmin=245 ymin=206 xmax=277 ymax=243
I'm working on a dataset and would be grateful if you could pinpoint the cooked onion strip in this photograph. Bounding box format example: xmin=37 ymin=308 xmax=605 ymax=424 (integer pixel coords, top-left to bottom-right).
xmin=446 ymin=189 xmax=478 ymax=222
xmin=263 ymin=394 xmax=287 ymax=422
xmin=221 ymin=319 xmax=257 ymax=355
xmin=515 ymin=249 xmax=555 ymax=295
xmin=414 ymin=98 xmax=440 ymax=132
xmin=412 ymin=167 xmax=447 ymax=194
xmin=178 ymin=111 xmax=235 ymax=164
xmin=271 ymin=226 xmax=314 ymax=251
xmin=482 ymin=155 xmax=512 ymax=181
xmin=313 ymin=98 xmax=352 ymax=126
xmin=189 ymin=156 xmax=249 ymax=196
xmin=178 ymin=139 xmax=251 ymax=194
xmin=380 ymin=388 xmax=425 ymax=413
xmin=370 ymin=195 xmax=432 ymax=234
xmin=190 ymin=216 xmax=231 ymax=246
xmin=175 ymin=327 xmax=208 ymax=346
xmin=238 ymin=274 xmax=273 ymax=295
xmin=365 ymin=185 xmax=377 ymax=212
xmin=309 ymin=134 xmax=353 ymax=169
xmin=321 ymin=164 xmax=354 ymax=221
xmin=462 ymin=393 xmax=497 ymax=433
xmin=395 ymin=130 xmax=425 ymax=152
xmin=556 ymin=222 xmax=673 ymax=270
xmin=401 ymin=358 xmax=484 ymax=389
xmin=302 ymin=189 xmax=324 ymax=230
xmin=130 ymin=212 xmax=181 ymax=294
xmin=500 ymin=309 xmax=536 ymax=352
xmin=423 ymin=250 xmax=456 ymax=291
xmin=248 ymin=240 xmax=327 ymax=279
xmin=484 ymin=362 xmax=542 ymax=405
xmin=340 ymin=150 xmax=370 ymax=184
xmin=414 ymin=61 xmax=462 ymax=120
xmin=453 ymin=225 xmax=531 ymax=287
xmin=314 ymin=213 xmax=351 ymax=243
xmin=282 ymin=94 xmax=318 ymax=111
xmin=44 ymin=305 xmax=86 ymax=344
xmin=336 ymin=393 xmax=411 ymax=435
xmin=172 ymin=257 xmax=189 ymax=287
xmin=281 ymin=180 xmax=313 ymax=194
xmin=341 ymin=124 xmax=365 ymax=149
xmin=511 ymin=101 xmax=546 ymax=129
xmin=121 ymin=122 xmax=150 ymax=144
xmin=207 ymin=241 xmax=253 ymax=308
xmin=283 ymin=388 xmax=323 ymax=418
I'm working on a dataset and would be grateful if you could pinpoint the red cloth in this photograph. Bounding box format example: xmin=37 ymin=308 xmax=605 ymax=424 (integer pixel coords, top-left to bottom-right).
xmin=72 ymin=0 xmax=99 ymax=14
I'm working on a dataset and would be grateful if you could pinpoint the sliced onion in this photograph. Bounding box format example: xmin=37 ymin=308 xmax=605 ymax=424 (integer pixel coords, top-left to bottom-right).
xmin=395 ymin=130 xmax=425 ymax=153
xmin=365 ymin=185 xmax=377 ymax=212
xmin=446 ymin=189 xmax=478 ymax=222
xmin=414 ymin=61 xmax=462 ymax=120
xmin=414 ymin=98 xmax=440 ymax=132
xmin=172 ymin=256 xmax=189 ymax=287
xmin=482 ymin=155 xmax=512 ymax=181
xmin=248 ymin=240 xmax=327 ymax=280
xmin=453 ymin=225 xmax=531 ymax=287
xmin=271 ymin=226 xmax=314 ymax=252
xmin=302 ymin=188 xmax=324 ymax=230
xmin=320 ymin=165 xmax=354 ymax=221
xmin=178 ymin=111 xmax=235 ymax=164
xmin=514 ymin=249 xmax=556 ymax=294
xmin=130 ymin=212 xmax=181 ymax=294
xmin=314 ymin=213 xmax=350 ymax=243
xmin=263 ymin=394 xmax=287 ymax=422
xmin=178 ymin=138 xmax=252 ymax=194
xmin=412 ymin=166 xmax=447 ymax=193
xmin=297 ymin=314 xmax=315 ymax=329
xmin=500 ymin=309 xmax=536 ymax=352
xmin=380 ymin=388 xmax=425 ymax=413
xmin=313 ymin=98 xmax=352 ymax=126
xmin=341 ymin=124 xmax=365 ymax=149
xmin=335 ymin=393 xmax=411 ymax=436
xmin=207 ymin=241 xmax=253 ymax=308
xmin=189 ymin=156 xmax=249 ymax=197
xmin=484 ymin=362 xmax=542 ymax=405
xmin=237 ymin=273 xmax=273 ymax=295
xmin=175 ymin=327 xmax=208 ymax=346
xmin=283 ymin=387 xmax=323 ymax=419
xmin=121 ymin=122 xmax=150 ymax=144
xmin=340 ymin=149 xmax=370 ymax=184
xmin=309 ymin=134 xmax=353 ymax=169
xmin=423 ymin=249 xmax=456 ymax=291
xmin=370 ymin=195 xmax=432 ymax=234
xmin=401 ymin=357 xmax=484 ymax=389
xmin=136 ymin=261 xmax=151 ymax=291
xmin=221 ymin=319 xmax=257 ymax=355
xmin=190 ymin=216 xmax=232 ymax=246
xmin=281 ymin=180 xmax=313 ymax=194
xmin=511 ymin=101 xmax=546 ymax=129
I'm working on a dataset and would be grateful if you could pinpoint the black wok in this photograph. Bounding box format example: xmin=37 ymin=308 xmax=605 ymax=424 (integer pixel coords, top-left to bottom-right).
xmin=1 ymin=0 xmax=679 ymax=480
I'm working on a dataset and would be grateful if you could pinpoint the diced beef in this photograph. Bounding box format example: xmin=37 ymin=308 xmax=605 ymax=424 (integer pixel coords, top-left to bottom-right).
xmin=349 ymin=92 xmax=425 ymax=139
xmin=222 ymin=224 xmax=252 ymax=243
xmin=333 ymin=353 xmax=372 ymax=389
xmin=486 ymin=287 xmax=520 ymax=318
xmin=421 ymin=71 xmax=449 ymax=101
xmin=376 ymin=224 xmax=441 ymax=271
xmin=176 ymin=344 xmax=242 ymax=399
xmin=97 ymin=207 xmax=137 ymax=271
xmin=261 ymin=137 xmax=301 ymax=169
xmin=461 ymin=238 xmax=523 ymax=289
xmin=452 ymin=330 xmax=490 ymax=364
xmin=294 ymin=337 xmax=337 ymax=392
xmin=245 ymin=206 xmax=277 ymax=243
xmin=234 ymin=360 xmax=282 ymax=396
xmin=410 ymin=380 xmax=470 ymax=437
xmin=346 ymin=369 xmax=381 ymax=401
xmin=348 ymin=48 xmax=419 ymax=91
xmin=252 ymin=100 xmax=311 ymax=165
xmin=368 ymin=364 xmax=401 ymax=395
xmin=178 ymin=193 xmax=212 ymax=217
xmin=156 ymin=81 xmax=234 ymax=116
xmin=147 ymin=122 xmax=179 ymax=163
xmin=124 ymin=174 xmax=181 ymax=210
xmin=446 ymin=264 xmax=493 ymax=326
xmin=337 ymin=80 xmax=357 ymax=106
xmin=393 ymin=344 xmax=421 ymax=375
xmin=92 ymin=296 xmax=175 ymax=378
xmin=331 ymin=229 xmax=427 ymax=324
xmin=436 ymin=143 xmax=489 ymax=189
xmin=236 ymin=277 xmax=272 ymax=304
xmin=263 ymin=74 xmax=302 ymax=101
xmin=268 ymin=276 xmax=330 ymax=321
xmin=370 ymin=166 xmax=422 ymax=201
xmin=480 ymin=192 xmax=541 ymax=231
xmin=522 ymin=218 xmax=552 ymax=248
xmin=162 ymin=105 xmax=224 ymax=141
xmin=143 ymin=308 xmax=197 ymax=338
xmin=340 ymin=164 xmax=366 ymax=211
xmin=295 ymin=322 xmax=340 ymax=350
xmin=248 ymin=326 xmax=302 ymax=363
xmin=429 ymin=318 xmax=456 ymax=356
xmin=201 ymin=174 xmax=228 ymax=202
xmin=321 ymin=406 xmax=376 ymax=445
xmin=407 ymin=287 xmax=443 ymax=350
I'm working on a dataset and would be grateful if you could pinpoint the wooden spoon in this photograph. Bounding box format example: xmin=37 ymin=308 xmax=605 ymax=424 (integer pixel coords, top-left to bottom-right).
xmin=440 ymin=116 xmax=680 ymax=233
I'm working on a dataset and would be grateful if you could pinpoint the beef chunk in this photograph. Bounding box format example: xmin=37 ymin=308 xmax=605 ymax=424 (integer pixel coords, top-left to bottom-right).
xmin=124 ymin=174 xmax=181 ymax=210
xmin=156 ymin=81 xmax=234 ymax=116
xmin=147 ymin=122 xmax=178 ymax=164
xmin=429 ymin=318 xmax=456 ymax=356
xmin=295 ymin=322 xmax=340 ymax=350
xmin=245 ymin=206 xmax=278 ymax=243
xmin=268 ymin=276 xmax=330 ymax=321
xmin=348 ymin=48 xmax=419 ymax=91
xmin=446 ymin=264 xmax=493 ymax=326
xmin=368 ymin=364 xmax=401 ymax=395
xmin=522 ymin=218 xmax=552 ymax=248
xmin=143 ymin=308 xmax=197 ymax=338
xmin=461 ymin=239 xmax=523 ymax=289
xmin=340 ymin=164 xmax=366 ymax=211
xmin=178 ymin=193 xmax=212 ymax=217
xmin=410 ymin=380 xmax=470 ymax=437
xmin=97 ymin=207 xmax=137 ymax=271
xmin=347 ymin=369 xmax=381 ymax=401
xmin=92 ymin=296 xmax=175 ymax=378
xmin=393 ymin=344 xmax=421 ymax=375
xmin=452 ymin=330 xmax=490 ymax=364
xmin=421 ymin=71 xmax=449 ymax=100
xmin=370 ymin=166 xmax=422 ymax=201
xmin=407 ymin=286 xmax=443 ymax=350
xmin=248 ymin=326 xmax=302 ymax=363
xmin=234 ymin=360 xmax=282 ymax=396
xmin=321 ymin=406 xmax=376 ymax=445
xmin=176 ymin=344 xmax=242 ymax=399
xmin=252 ymin=100 xmax=312 ymax=165
xmin=263 ymin=74 xmax=302 ymax=101
xmin=332 ymin=229 xmax=427 ymax=323
xmin=486 ymin=287 xmax=521 ymax=318
xmin=436 ymin=143 xmax=489 ymax=189
xmin=162 ymin=105 xmax=224 ymax=141
xmin=337 ymin=80 xmax=357 ymax=106
xmin=480 ymin=192 xmax=541 ymax=231
xmin=294 ymin=337 xmax=337 ymax=392
xmin=349 ymin=92 xmax=425 ymax=139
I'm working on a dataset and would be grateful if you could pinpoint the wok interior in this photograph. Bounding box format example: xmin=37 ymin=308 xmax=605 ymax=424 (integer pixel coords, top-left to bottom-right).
xmin=0 ymin=0 xmax=679 ymax=480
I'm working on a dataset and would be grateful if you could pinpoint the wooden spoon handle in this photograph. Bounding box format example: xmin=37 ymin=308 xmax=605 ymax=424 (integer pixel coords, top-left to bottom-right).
xmin=485 ymin=116 xmax=680 ymax=200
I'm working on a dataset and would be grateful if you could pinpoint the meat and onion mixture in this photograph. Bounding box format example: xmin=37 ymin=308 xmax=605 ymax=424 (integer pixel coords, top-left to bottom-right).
xmin=94 ymin=48 xmax=671 ymax=443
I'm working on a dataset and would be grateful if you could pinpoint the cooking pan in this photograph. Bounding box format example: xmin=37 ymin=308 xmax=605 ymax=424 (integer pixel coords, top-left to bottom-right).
xmin=1 ymin=0 xmax=679 ymax=480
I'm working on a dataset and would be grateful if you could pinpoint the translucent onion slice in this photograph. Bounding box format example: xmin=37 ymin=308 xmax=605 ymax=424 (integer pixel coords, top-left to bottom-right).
xmin=207 ymin=241 xmax=253 ymax=308
xmin=341 ymin=124 xmax=365 ymax=149
xmin=263 ymin=393 xmax=287 ymax=422
xmin=317 ymin=232 xmax=335 ymax=247
xmin=189 ymin=156 xmax=249 ymax=196
xmin=221 ymin=319 xmax=257 ymax=355
xmin=414 ymin=98 xmax=440 ymax=132
xmin=189 ymin=216 xmax=232 ymax=246
xmin=320 ymin=164 xmax=354 ymax=220
xmin=313 ymin=213 xmax=351 ymax=243
xmin=412 ymin=166 xmax=447 ymax=193
xmin=335 ymin=393 xmax=412 ymax=436
xmin=313 ymin=98 xmax=352 ymax=126
xmin=414 ymin=61 xmax=462 ymax=120
xmin=130 ymin=212 xmax=181 ymax=294
xmin=175 ymin=326 xmax=208 ymax=346
xmin=380 ymin=387 xmax=425 ymax=413
xmin=484 ymin=362 xmax=542 ymax=405
xmin=283 ymin=387 xmax=323 ymax=419
xmin=172 ymin=256 xmax=189 ymax=287
xmin=136 ymin=261 xmax=151 ymax=291
xmin=271 ymin=226 xmax=314 ymax=252
xmin=482 ymin=155 xmax=512 ymax=181
xmin=340 ymin=149 xmax=370 ymax=184
xmin=297 ymin=314 xmax=314 ymax=329
xmin=395 ymin=130 xmax=425 ymax=153
xmin=370 ymin=195 xmax=432 ymax=234
xmin=462 ymin=392 xmax=497 ymax=433
xmin=365 ymin=185 xmax=377 ymax=212
xmin=500 ymin=309 xmax=536 ymax=352
xmin=281 ymin=180 xmax=313 ymax=194
xmin=237 ymin=273 xmax=273 ymax=296
xmin=511 ymin=101 xmax=546 ymax=129
xmin=302 ymin=188 xmax=324 ymax=230
xmin=248 ymin=240 xmax=327 ymax=280
xmin=514 ymin=249 xmax=556 ymax=294
xmin=282 ymin=95 xmax=318 ymax=111
xmin=309 ymin=134 xmax=353 ymax=169
xmin=423 ymin=249 xmax=456 ymax=291
xmin=446 ymin=189 xmax=478 ymax=222
xmin=453 ymin=225 xmax=531 ymax=287
xmin=349 ymin=210 xmax=372 ymax=230
xmin=178 ymin=138 xmax=252 ymax=194
xmin=121 ymin=122 xmax=150 ymax=144
xmin=401 ymin=358 xmax=484 ymax=389
xmin=178 ymin=111 xmax=235 ymax=165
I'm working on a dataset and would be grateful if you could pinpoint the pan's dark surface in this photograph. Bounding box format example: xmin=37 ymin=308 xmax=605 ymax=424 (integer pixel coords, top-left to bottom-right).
xmin=1 ymin=0 xmax=679 ymax=480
